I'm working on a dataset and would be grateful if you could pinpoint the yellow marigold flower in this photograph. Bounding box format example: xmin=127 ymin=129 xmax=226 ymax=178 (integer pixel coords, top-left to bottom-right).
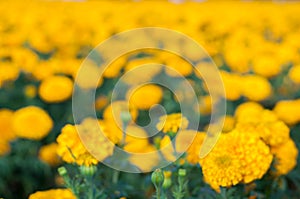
xmin=224 ymin=46 xmax=251 ymax=73
xmin=240 ymin=75 xmax=272 ymax=101
xmin=39 ymin=143 xmax=61 ymax=166
xmin=199 ymin=95 xmax=212 ymax=115
xmin=235 ymin=102 xmax=264 ymax=122
xmin=0 ymin=109 xmax=16 ymax=142
xmin=288 ymin=65 xmax=300 ymax=84
xmin=271 ymin=138 xmax=298 ymax=175
xmin=127 ymin=84 xmax=163 ymax=110
xmin=75 ymin=60 xmax=103 ymax=89
xmin=103 ymin=56 xmax=126 ymax=78
xmin=123 ymin=125 xmax=152 ymax=152
xmin=186 ymin=132 xmax=206 ymax=164
xmin=57 ymin=118 xmax=114 ymax=166
xmin=220 ymin=71 xmax=242 ymax=101
xmin=98 ymin=120 xmax=123 ymax=144
xmin=251 ymin=55 xmax=282 ymax=78
xmin=78 ymin=118 xmax=114 ymax=163
xmin=156 ymin=113 xmax=189 ymax=133
xmin=95 ymin=96 xmax=108 ymax=111
xmin=12 ymin=106 xmax=53 ymax=140
xmin=235 ymin=102 xmax=278 ymax=124
xmin=122 ymin=58 xmax=162 ymax=85
xmin=128 ymin=145 xmax=160 ymax=172
xmin=24 ymin=85 xmax=37 ymax=99
xmin=164 ymin=55 xmax=193 ymax=77
xmin=273 ymin=99 xmax=300 ymax=125
xmin=28 ymin=189 xmax=76 ymax=199
xmin=236 ymin=119 xmax=290 ymax=147
xmin=0 ymin=62 xmax=19 ymax=87
xmin=201 ymin=130 xmax=272 ymax=189
xmin=56 ymin=124 xmax=98 ymax=166
xmin=28 ymin=32 xmax=54 ymax=53
xmin=39 ymin=75 xmax=73 ymax=103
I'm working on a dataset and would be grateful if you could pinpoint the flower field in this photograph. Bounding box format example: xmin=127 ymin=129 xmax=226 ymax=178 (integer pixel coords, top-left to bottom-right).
xmin=1 ymin=0 xmax=300 ymax=199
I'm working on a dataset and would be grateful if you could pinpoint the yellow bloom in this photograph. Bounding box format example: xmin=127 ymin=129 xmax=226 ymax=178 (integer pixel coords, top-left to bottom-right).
xmin=57 ymin=119 xmax=114 ymax=166
xmin=234 ymin=102 xmax=264 ymax=123
xmin=0 ymin=109 xmax=16 ymax=142
xmin=288 ymin=65 xmax=300 ymax=84
xmin=199 ymin=95 xmax=212 ymax=115
xmin=127 ymin=84 xmax=163 ymax=110
xmin=122 ymin=57 xmax=162 ymax=85
xmin=271 ymin=138 xmax=298 ymax=175
xmin=201 ymin=130 xmax=272 ymax=189
xmin=28 ymin=189 xmax=76 ymax=199
xmin=0 ymin=62 xmax=19 ymax=87
xmin=39 ymin=75 xmax=73 ymax=103
xmin=95 ymin=96 xmax=108 ymax=111
xmin=128 ymin=147 xmax=160 ymax=172
xmin=164 ymin=54 xmax=193 ymax=77
xmin=240 ymin=75 xmax=272 ymax=101
xmin=57 ymin=124 xmax=97 ymax=166
xmin=103 ymin=56 xmax=127 ymax=78
xmin=75 ymin=60 xmax=103 ymax=89
xmin=39 ymin=143 xmax=61 ymax=166
xmin=220 ymin=71 xmax=242 ymax=101
xmin=251 ymin=55 xmax=282 ymax=78
xmin=273 ymin=99 xmax=300 ymax=125
xmin=24 ymin=85 xmax=37 ymax=99
xmin=12 ymin=106 xmax=53 ymax=140
xmin=156 ymin=113 xmax=189 ymax=133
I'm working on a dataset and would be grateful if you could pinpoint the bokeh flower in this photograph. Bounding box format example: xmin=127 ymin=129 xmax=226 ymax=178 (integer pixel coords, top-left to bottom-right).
xmin=28 ymin=189 xmax=76 ymax=199
xmin=12 ymin=106 xmax=53 ymax=140
xmin=39 ymin=75 xmax=73 ymax=103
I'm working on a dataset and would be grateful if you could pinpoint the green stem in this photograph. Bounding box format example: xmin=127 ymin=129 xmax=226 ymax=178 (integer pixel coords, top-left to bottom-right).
xmin=112 ymin=170 xmax=120 ymax=184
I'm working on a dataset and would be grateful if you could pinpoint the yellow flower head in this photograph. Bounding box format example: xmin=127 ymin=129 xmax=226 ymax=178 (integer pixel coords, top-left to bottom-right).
xmin=201 ymin=130 xmax=272 ymax=189
xmin=164 ymin=54 xmax=193 ymax=77
xmin=288 ymin=65 xmax=300 ymax=84
xmin=156 ymin=113 xmax=189 ymax=133
xmin=220 ymin=71 xmax=242 ymax=101
xmin=127 ymin=84 xmax=163 ymax=110
xmin=39 ymin=75 xmax=73 ymax=103
xmin=12 ymin=106 xmax=53 ymax=140
xmin=39 ymin=143 xmax=61 ymax=166
xmin=240 ymin=75 xmax=272 ymax=101
xmin=273 ymin=99 xmax=300 ymax=125
xmin=0 ymin=62 xmax=19 ymax=87
xmin=24 ymin=85 xmax=37 ymax=99
xmin=0 ymin=109 xmax=16 ymax=142
xmin=29 ymin=189 xmax=76 ymax=199
xmin=235 ymin=102 xmax=264 ymax=123
xmin=251 ymin=55 xmax=282 ymax=78
xmin=271 ymin=138 xmax=298 ymax=175
xmin=57 ymin=119 xmax=114 ymax=166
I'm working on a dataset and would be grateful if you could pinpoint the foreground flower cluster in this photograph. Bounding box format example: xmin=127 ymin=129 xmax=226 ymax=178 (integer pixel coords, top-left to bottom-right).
xmin=1 ymin=1 xmax=300 ymax=199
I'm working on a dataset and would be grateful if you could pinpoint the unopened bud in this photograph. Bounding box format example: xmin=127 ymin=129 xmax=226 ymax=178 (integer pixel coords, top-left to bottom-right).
xmin=178 ymin=169 xmax=186 ymax=177
xmin=151 ymin=169 xmax=164 ymax=188
xmin=79 ymin=165 xmax=97 ymax=176
xmin=58 ymin=166 xmax=67 ymax=177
